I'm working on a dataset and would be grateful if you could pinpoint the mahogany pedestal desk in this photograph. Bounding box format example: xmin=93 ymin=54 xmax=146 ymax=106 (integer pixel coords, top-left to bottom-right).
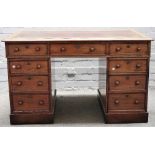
xmin=3 ymin=29 xmax=152 ymax=124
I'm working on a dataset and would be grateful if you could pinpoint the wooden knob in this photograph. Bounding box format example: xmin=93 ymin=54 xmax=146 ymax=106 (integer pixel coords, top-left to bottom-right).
xmin=137 ymin=47 xmax=141 ymax=51
xmin=135 ymin=81 xmax=140 ymax=85
xmin=134 ymin=100 xmax=139 ymax=104
xmin=14 ymin=47 xmax=19 ymax=52
xmin=12 ymin=65 xmax=16 ymax=69
xmin=16 ymin=64 xmax=21 ymax=69
xmin=116 ymin=47 xmax=121 ymax=52
xmin=136 ymin=64 xmax=141 ymax=68
xmin=37 ymin=81 xmax=43 ymax=86
xmin=89 ymin=47 xmax=95 ymax=52
xmin=116 ymin=64 xmax=121 ymax=68
xmin=114 ymin=100 xmax=120 ymax=104
xmin=17 ymin=81 xmax=22 ymax=86
xmin=60 ymin=47 xmax=66 ymax=52
xmin=18 ymin=100 xmax=24 ymax=105
xmin=35 ymin=47 xmax=40 ymax=51
xmin=36 ymin=64 xmax=41 ymax=69
xmin=39 ymin=100 xmax=44 ymax=105
xmin=115 ymin=80 xmax=120 ymax=85
xmin=12 ymin=64 xmax=21 ymax=69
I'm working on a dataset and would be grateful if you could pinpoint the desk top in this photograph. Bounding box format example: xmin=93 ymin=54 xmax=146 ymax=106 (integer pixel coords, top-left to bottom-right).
xmin=2 ymin=28 xmax=152 ymax=42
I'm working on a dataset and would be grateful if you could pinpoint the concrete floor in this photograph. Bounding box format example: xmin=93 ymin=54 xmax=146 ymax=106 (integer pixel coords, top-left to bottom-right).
xmin=0 ymin=82 xmax=155 ymax=127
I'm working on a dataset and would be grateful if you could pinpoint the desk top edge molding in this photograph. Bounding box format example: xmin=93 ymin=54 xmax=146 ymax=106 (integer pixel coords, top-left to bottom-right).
xmin=2 ymin=29 xmax=153 ymax=42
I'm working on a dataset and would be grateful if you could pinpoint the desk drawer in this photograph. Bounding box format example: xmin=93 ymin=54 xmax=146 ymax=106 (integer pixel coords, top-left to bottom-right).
xmin=109 ymin=43 xmax=148 ymax=56
xmin=11 ymin=76 xmax=49 ymax=92
xmin=12 ymin=94 xmax=50 ymax=112
xmin=108 ymin=58 xmax=147 ymax=73
xmin=7 ymin=43 xmax=48 ymax=57
xmin=108 ymin=93 xmax=145 ymax=111
xmin=9 ymin=60 xmax=49 ymax=74
xmin=50 ymin=43 xmax=106 ymax=56
xmin=109 ymin=75 xmax=146 ymax=91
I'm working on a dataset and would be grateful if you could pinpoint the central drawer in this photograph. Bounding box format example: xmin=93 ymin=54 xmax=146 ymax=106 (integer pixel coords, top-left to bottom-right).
xmin=109 ymin=75 xmax=146 ymax=92
xmin=9 ymin=60 xmax=49 ymax=74
xmin=11 ymin=76 xmax=49 ymax=92
xmin=12 ymin=94 xmax=50 ymax=112
xmin=50 ymin=43 xmax=106 ymax=56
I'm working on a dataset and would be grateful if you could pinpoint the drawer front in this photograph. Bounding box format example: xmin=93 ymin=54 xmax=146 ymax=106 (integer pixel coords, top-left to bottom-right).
xmin=109 ymin=75 xmax=146 ymax=91
xmin=7 ymin=44 xmax=47 ymax=56
xmin=108 ymin=59 xmax=147 ymax=73
xmin=9 ymin=60 xmax=48 ymax=74
xmin=11 ymin=76 xmax=49 ymax=92
xmin=50 ymin=43 xmax=106 ymax=56
xmin=108 ymin=93 xmax=145 ymax=111
xmin=12 ymin=94 xmax=50 ymax=112
xmin=109 ymin=43 xmax=148 ymax=56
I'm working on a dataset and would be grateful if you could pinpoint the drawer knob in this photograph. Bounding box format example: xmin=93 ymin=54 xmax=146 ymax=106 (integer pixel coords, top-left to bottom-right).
xmin=116 ymin=47 xmax=121 ymax=52
xmin=16 ymin=64 xmax=21 ymax=69
xmin=60 ymin=47 xmax=66 ymax=52
xmin=12 ymin=65 xmax=16 ymax=69
xmin=37 ymin=81 xmax=43 ymax=86
xmin=36 ymin=64 xmax=41 ymax=69
xmin=114 ymin=100 xmax=120 ymax=104
xmin=89 ymin=47 xmax=95 ymax=52
xmin=35 ymin=47 xmax=40 ymax=51
xmin=134 ymin=100 xmax=139 ymax=104
xmin=136 ymin=64 xmax=141 ymax=68
xmin=116 ymin=64 xmax=121 ymax=68
xmin=14 ymin=47 xmax=20 ymax=52
xmin=135 ymin=81 xmax=140 ymax=85
xmin=115 ymin=80 xmax=120 ymax=85
xmin=17 ymin=81 xmax=22 ymax=86
xmin=137 ymin=47 xmax=141 ymax=51
xmin=39 ymin=100 xmax=45 ymax=105
xmin=18 ymin=100 xmax=24 ymax=105
xmin=12 ymin=64 xmax=21 ymax=69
